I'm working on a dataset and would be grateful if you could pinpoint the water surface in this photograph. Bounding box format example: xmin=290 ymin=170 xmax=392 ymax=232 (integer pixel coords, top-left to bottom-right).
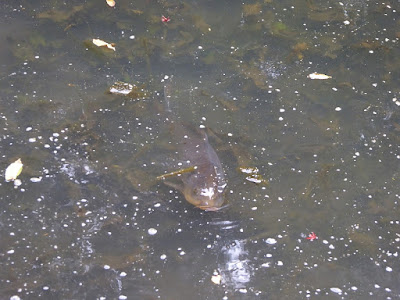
xmin=1 ymin=0 xmax=400 ymax=299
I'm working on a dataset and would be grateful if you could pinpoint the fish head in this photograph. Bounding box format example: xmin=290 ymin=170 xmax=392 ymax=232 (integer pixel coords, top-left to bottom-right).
xmin=182 ymin=173 xmax=226 ymax=211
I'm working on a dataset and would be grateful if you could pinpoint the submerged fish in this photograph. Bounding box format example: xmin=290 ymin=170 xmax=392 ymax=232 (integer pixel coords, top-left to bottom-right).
xmin=159 ymin=81 xmax=227 ymax=211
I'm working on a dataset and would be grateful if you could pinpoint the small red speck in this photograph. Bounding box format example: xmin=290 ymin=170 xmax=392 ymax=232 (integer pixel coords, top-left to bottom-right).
xmin=306 ymin=232 xmax=318 ymax=241
xmin=161 ymin=15 xmax=170 ymax=23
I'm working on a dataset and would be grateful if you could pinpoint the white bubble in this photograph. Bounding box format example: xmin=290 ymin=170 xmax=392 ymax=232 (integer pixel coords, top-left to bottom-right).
xmin=148 ymin=228 xmax=157 ymax=235
xmin=261 ymin=262 xmax=271 ymax=267
xmin=30 ymin=177 xmax=42 ymax=183
xmin=330 ymin=287 xmax=342 ymax=294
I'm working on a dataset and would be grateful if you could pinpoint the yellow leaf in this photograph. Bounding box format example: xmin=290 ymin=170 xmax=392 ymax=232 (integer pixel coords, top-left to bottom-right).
xmin=106 ymin=0 xmax=115 ymax=7
xmin=5 ymin=158 xmax=23 ymax=182
xmin=92 ymin=38 xmax=116 ymax=51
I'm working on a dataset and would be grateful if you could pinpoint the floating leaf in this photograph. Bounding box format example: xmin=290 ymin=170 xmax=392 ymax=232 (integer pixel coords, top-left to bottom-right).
xmin=106 ymin=0 xmax=115 ymax=7
xmin=211 ymin=274 xmax=222 ymax=285
xmin=239 ymin=166 xmax=268 ymax=185
xmin=108 ymin=82 xmax=149 ymax=99
xmin=109 ymin=82 xmax=134 ymax=95
xmin=308 ymin=72 xmax=332 ymax=80
xmin=92 ymin=39 xmax=116 ymax=51
xmin=5 ymin=158 xmax=23 ymax=182
xmin=306 ymin=232 xmax=318 ymax=241
xmin=161 ymin=15 xmax=171 ymax=23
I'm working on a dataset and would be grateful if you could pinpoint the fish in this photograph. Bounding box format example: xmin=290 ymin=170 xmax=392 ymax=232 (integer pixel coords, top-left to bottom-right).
xmin=159 ymin=79 xmax=227 ymax=211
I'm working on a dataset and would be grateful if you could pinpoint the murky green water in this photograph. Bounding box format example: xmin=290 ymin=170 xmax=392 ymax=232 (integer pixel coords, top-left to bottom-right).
xmin=1 ymin=0 xmax=400 ymax=299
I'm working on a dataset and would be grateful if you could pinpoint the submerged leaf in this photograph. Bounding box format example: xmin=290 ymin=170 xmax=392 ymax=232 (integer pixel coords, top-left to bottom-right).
xmin=37 ymin=5 xmax=84 ymax=22
xmin=243 ymin=3 xmax=262 ymax=16
xmin=5 ymin=158 xmax=23 ymax=182
xmin=157 ymin=166 xmax=197 ymax=180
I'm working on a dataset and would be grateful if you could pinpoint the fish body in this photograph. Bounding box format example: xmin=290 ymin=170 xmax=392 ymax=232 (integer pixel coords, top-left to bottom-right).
xmin=161 ymin=82 xmax=226 ymax=211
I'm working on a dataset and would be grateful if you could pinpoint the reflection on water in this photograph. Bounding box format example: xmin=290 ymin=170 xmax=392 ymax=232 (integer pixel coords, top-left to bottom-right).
xmin=1 ymin=0 xmax=400 ymax=299
xmin=220 ymin=240 xmax=252 ymax=291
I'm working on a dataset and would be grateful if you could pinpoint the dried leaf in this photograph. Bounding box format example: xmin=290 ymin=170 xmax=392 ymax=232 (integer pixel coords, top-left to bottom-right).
xmin=106 ymin=0 xmax=115 ymax=7
xmin=307 ymin=72 xmax=332 ymax=80
xmin=5 ymin=158 xmax=23 ymax=182
xmin=109 ymin=82 xmax=134 ymax=95
xmin=238 ymin=166 xmax=268 ymax=185
xmin=211 ymin=274 xmax=222 ymax=285
xmin=92 ymin=38 xmax=116 ymax=51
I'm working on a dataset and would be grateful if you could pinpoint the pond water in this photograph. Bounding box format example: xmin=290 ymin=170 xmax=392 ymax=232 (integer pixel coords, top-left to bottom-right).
xmin=1 ymin=0 xmax=400 ymax=299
